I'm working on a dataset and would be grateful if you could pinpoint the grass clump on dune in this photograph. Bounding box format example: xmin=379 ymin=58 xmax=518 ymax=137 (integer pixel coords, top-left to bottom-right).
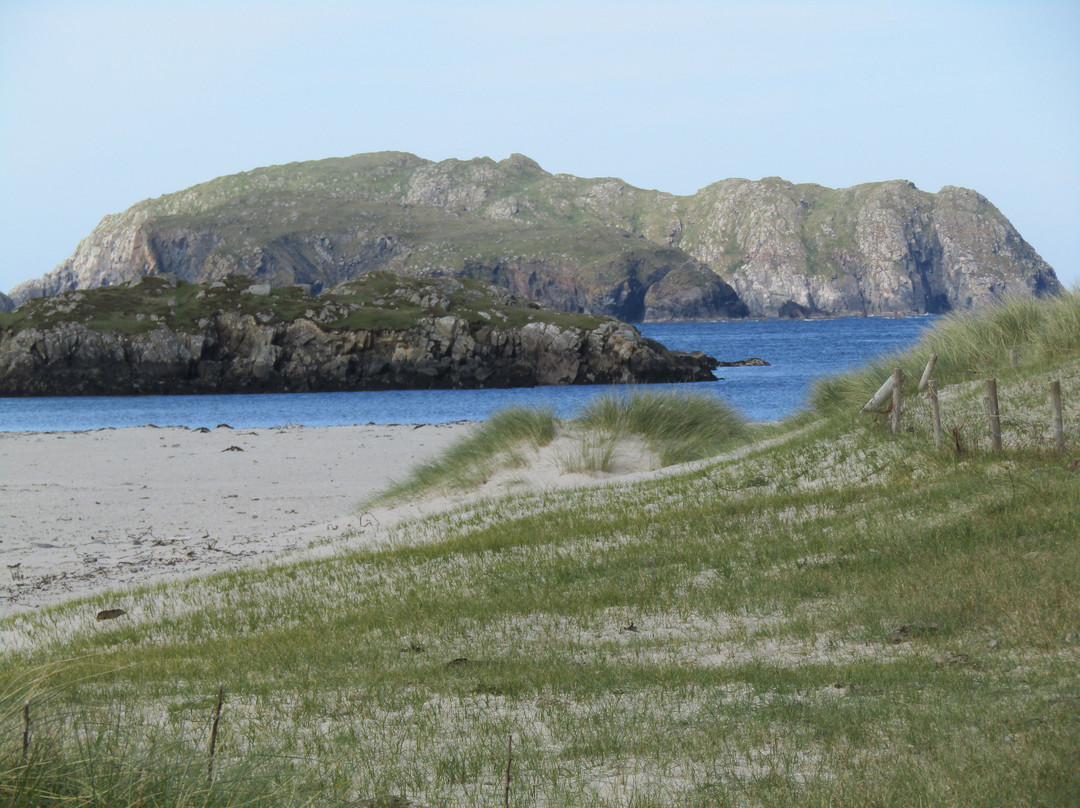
xmin=810 ymin=290 xmax=1080 ymax=414
xmin=577 ymin=389 xmax=751 ymax=466
xmin=381 ymin=390 xmax=751 ymax=500
xmin=381 ymin=404 xmax=558 ymax=497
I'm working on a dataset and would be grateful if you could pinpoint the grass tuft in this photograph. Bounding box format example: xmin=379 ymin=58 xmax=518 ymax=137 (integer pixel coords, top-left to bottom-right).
xmin=379 ymin=405 xmax=558 ymax=497
xmin=577 ymin=389 xmax=751 ymax=466
xmin=380 ymin=390 xmax=751 ymax=500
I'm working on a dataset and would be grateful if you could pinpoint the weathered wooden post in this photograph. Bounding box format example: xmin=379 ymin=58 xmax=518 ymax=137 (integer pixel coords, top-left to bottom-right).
xmin=987 ymin=378 xmax=1002 ymax=452
xmin=918 ymin=354 xmax=937 ymax=391
xmin=863 ymin=374 xmax=896 ymax=413
xmin=1051 ymin=380 xmax=1065 ymax=453
xmin=504 ymin=734 xmax=513 ymax=808
xmin=208 ymin=686 xmax=224 ymax=782
xmin=891 ymin=368 xmax=904 ymax=434
xmin=1010 ymin=349 xmax=1019 ymax=370
xmin=928 ymin=380 xmax=942 ymax=450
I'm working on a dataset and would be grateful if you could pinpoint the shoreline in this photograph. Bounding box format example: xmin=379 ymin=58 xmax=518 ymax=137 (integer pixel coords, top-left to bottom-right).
xmin=0 ymin=422 xmax=476 ymax=617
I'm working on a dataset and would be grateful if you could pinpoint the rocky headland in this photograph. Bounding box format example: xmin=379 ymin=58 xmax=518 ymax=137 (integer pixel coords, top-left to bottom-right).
xmin=8 ymin=152 xmax=1060 ymax=319
xmin=0 ymin=274 xmax=718 ymax=396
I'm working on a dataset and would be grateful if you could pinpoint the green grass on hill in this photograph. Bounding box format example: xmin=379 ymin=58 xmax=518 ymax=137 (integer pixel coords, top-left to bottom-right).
xmin=2 ymin=295 xmax=1078 ymax=807
xmin=0 ymin=272 xmax=606 ymax=338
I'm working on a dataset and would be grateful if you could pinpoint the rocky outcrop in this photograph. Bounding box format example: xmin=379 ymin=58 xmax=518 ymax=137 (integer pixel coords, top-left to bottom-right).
xmin=8 ymin=153 xmax=1061 ymax=318
xmin=0 ymin=278 xmax=719 ymax=396
xmin=0 ymin=292 xmax=13 ymax=313
xmin=677 ymin=178 xmax=1060 ymax=317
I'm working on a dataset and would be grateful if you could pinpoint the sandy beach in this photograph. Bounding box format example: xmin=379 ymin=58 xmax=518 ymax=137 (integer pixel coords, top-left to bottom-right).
xmin=0 ymin=422 xmax=475 ymax=616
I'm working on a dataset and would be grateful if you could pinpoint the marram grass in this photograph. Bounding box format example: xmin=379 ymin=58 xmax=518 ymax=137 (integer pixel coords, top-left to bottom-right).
xmin=810 ymin=289 xmax=1080 ymax=415
xmin=380 ymin=389 xmax=752 ymax=500
xmin=577 ymin=388 xmax=752 ymax=466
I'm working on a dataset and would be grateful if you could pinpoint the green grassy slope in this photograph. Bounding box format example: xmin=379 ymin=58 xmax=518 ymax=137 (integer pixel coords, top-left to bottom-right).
xmin=2 ymin=295 xmax=1078 ymax=807
xmin=0 ymin=272 xmax=606 ymax=337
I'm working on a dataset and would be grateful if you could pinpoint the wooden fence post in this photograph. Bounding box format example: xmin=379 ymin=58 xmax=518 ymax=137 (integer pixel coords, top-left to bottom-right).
xmin=987 ymin=378 xmax=1002 ymax=452
xmin=928 ymin=380 xmax=942 ymax=450
xmin=1009 ymin=349 xmax=1019 ymax=370
xmin=891 ymin=368 xmax=904 ymax=434
xmin=862 ymin=374 xmax=896 ymax=413
xmin=1051 ymin=380 xmax=1065 ymax=453
xmin=504 ymin=734 xmax=513 ymax=808
xmin=208 ymin=686 xmax=224 ymax=782
xmin=918 ymin=354 xmax=937 ymax=392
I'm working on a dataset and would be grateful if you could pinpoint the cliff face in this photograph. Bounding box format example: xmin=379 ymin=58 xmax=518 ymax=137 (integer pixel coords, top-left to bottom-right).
xmin=675 ymin=179 xmax=1059 ymax=316
xmin=0 ymin=275 xmax=718 ymax=396
xmin=9 ymin=153 xmax=1060 ymax=318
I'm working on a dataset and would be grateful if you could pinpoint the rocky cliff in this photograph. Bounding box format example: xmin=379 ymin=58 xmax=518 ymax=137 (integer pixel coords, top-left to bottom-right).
xmin=9 ymin=152 xmax=1060 ymax=318
xmin=0 ymin=274 xmax=718 ymax=396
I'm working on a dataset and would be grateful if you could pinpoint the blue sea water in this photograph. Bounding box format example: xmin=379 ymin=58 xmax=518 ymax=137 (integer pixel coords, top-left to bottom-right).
xmin=0 ymin=317 xmax=935 ymax=432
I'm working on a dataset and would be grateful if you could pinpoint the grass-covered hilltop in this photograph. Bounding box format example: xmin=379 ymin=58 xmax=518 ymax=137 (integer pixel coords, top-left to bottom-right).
xmin=7 ymin=152 xmax=1061 ymax=320
xmin=0 ymin=272 xmax=719 ymax=395
xmin=3 ymin=292 xmax=1078 ymax=806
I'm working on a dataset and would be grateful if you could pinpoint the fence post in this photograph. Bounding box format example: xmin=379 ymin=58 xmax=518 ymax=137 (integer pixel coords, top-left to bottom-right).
xmin=1051 ymin=380 xmax=1065 ymax=453
xmin=987 ymin=378 xmax=1002 ymax=452
xmin=208 ymin=686 xmax=224 ymax=782
xmin=918 ymin=354 xmax=937 ymax=392
xmin=504 ymin=734 xmax=513 ymax=808
xmin=891 ymin=368 xmax=904 ymax=434
xmin=1009 ymin=349 xmax=1019 ymax=370
xmin=928 ymin=380 xmax=942 ymax=450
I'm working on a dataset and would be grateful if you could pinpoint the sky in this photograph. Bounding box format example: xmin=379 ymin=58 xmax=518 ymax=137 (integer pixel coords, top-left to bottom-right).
xmin=1 ymin=0 xmax=1078 ymax=295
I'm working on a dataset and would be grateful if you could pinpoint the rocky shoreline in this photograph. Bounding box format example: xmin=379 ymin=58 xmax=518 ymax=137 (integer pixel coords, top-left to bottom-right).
xmin=0 ymin=313 xmax=719 ymax=396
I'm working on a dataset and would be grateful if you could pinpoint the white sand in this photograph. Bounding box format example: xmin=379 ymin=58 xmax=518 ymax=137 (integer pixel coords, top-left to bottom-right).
xmin=0 ymin=417 xmax=735 ymax=618
xmin=0 ymin=422 xmax=475 ymax=616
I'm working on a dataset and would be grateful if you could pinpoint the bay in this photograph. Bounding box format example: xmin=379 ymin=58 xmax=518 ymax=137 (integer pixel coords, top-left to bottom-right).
xmin=0 ymin=316 xmax=934 ymax=432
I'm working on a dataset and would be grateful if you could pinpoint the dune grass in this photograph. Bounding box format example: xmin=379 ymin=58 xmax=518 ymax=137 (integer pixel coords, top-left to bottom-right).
xmin=810 ymin=290 xmax=1080 ymax=414
xmin=2 ymin=294 xmax=1078 ymax=806
xmin=577 ymin=389 xmax=752 ymax=467
xmin=380 ymin=390 xmax=752 ymax=501
xmin=379 ymin=405 xmax=559 ymax=498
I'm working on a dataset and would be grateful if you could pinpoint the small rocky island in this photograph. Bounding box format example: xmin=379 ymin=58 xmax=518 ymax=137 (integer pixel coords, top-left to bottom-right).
xmin=0 ymin=273 xmax=720 ymax=396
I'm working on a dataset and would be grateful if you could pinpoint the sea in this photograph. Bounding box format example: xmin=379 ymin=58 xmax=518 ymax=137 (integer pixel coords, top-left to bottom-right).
xmin=0 ymin=316 xmax=936 ymax=432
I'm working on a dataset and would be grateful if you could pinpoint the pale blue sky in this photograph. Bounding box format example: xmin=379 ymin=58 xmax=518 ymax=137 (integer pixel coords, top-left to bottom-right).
xmin=2 ymin=0 xmax=1077 ymax=294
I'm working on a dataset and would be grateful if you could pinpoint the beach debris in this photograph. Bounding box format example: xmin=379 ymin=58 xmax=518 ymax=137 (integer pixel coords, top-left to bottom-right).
xmin=216 ymin=423 xmax=233 ymax=429
xmin=7 ymin=563 xmax=23 ymax=581
xmin=621 ymin=621 xmax=639 ymax=633
xmin=222 ymin=445 xmax=244 ymax=452
xmin=193 ymin=426 xmax=211 ymax=433
xmin=96 ymin=608 xmax=126 ymax=621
